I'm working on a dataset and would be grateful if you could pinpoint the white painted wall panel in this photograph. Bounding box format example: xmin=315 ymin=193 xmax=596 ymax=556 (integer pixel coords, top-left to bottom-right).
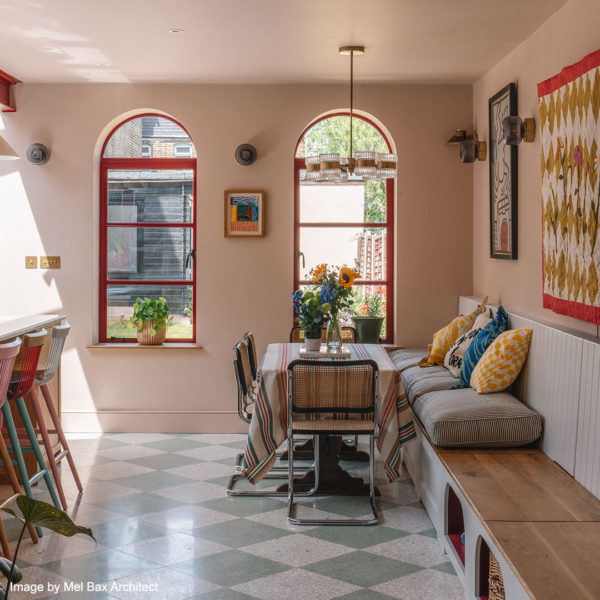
xmin=575 ymin=340 xmax=600 ymax=497
xmin=458 ymin=297 xmax=588 ymax=477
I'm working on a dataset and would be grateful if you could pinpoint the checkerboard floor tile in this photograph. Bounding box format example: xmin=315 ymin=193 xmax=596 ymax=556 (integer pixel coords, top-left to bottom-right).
xmin=0 ymin=434 xmax=462 ymax=599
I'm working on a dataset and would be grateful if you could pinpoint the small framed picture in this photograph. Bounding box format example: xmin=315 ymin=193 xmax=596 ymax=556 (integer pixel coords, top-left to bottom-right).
xmin=224 ymin=191 xmax=265 ymax=238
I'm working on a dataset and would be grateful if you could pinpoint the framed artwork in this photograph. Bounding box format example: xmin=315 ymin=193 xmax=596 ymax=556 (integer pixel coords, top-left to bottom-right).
xmin=224 ymin=191 xmax=265 ymax=238
xmin=489 ymin=83 xmax=518 ymax=259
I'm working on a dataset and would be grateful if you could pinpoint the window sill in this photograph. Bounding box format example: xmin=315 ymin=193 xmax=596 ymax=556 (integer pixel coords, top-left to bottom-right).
xmin=86 ymin=343 xmax=203 ymax=350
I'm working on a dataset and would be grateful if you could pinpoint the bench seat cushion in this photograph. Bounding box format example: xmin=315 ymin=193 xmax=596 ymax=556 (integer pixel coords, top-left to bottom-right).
xmin=390 ymin=348 xmax=542 ymax=448
xmin=389 ymin=348 xmax=458 ymax=403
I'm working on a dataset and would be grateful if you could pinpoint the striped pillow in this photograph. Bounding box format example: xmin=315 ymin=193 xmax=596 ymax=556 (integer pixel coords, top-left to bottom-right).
xmin=457 ymin=305 xmax=509 ymax=388
xmin=419 ymin=298 xmax=488 ymax=367
xmin=470 ymin=328 xmax=532 ymax=394
xmin=444 ymin=310 xmax=493 ymax=377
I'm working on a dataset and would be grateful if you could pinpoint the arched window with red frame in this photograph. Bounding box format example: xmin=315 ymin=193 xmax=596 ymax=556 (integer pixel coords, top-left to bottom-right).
xmin=99 ymin=114 xmax=197 ymax=343
xmin=294 ymin=113 xmax=394 ymax=343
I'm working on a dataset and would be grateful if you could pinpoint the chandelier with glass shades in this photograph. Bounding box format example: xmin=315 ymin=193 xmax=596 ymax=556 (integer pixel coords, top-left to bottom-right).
xmin=305 ymin=45 xmax=397 ymax=183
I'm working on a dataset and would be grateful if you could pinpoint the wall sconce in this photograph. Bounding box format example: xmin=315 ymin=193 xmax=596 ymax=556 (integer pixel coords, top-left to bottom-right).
xmin=0 ymin=135 xmax=18 ymax=160
xmin=502 ymin=116 xmax=536 ymax=145
xmin=459 ymin=133 xmax=487 ymax=163
xmin=235 ymin=143 xmax=257 ymax=166
xmin=26 ymin=143 xmax=51 ymax=165
xmin=446 ymin=129 xmax=467 ymax=145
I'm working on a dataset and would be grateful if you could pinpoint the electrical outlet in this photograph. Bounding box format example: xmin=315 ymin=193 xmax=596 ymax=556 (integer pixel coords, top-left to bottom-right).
xmin=25 ymin=256 xmax=38 ymax=269
xmin=40 ymin=256 xmax=61 ymax=269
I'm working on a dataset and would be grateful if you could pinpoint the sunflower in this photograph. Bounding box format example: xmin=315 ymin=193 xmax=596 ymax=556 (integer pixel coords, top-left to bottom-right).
xmin=339 ymin=267 xmax=359 ymax=288
xmin=311 ymin=263 xmax=327 ymax=283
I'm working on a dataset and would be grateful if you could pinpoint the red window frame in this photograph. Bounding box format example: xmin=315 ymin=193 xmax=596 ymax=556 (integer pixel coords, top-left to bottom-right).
xmin=294 ymin=112 xmax=395 ymax=343
xmin=99 ymin=114 xmax=197 ymax=343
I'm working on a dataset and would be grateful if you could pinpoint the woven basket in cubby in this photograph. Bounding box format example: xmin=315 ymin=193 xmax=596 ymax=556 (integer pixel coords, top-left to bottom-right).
xmin=489 ymin=551 xmax=505 ymax=600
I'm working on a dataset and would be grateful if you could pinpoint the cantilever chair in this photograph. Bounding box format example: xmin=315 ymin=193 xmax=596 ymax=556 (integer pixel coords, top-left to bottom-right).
xmin=227 ymin=337 xmax=311 ymax=496
xmin=243 ymin=331 xmax=258 ymax=381
xmin=289 ymin=326 xmax=356 ymax=343
xmin=287 ymin=359 xmax=379 ymax=526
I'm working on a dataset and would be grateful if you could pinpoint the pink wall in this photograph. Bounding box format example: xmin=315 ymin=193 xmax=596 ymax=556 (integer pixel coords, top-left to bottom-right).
xmin=0 ymin=83 xmax=472 ymax=431
xmin=473 ymin=0 xmax=600 ymax=337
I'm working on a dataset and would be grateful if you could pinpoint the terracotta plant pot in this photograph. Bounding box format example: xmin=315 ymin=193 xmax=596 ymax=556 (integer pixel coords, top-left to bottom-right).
xmin=351 ymin=316 xmax=384 ymax=344
xmin=136 ymin=322 xmax=167 ymax=345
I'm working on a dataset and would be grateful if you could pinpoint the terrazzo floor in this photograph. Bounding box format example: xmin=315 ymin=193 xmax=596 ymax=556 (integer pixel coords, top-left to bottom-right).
xmin=2 ymin=434 xmax=464 ymax=600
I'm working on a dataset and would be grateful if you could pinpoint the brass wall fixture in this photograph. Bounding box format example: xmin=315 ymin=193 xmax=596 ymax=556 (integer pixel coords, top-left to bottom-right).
xmin=459 ymin=133 xmax=487 ymax=163
xmin=502 ymin=116 xmax=536 ymax=145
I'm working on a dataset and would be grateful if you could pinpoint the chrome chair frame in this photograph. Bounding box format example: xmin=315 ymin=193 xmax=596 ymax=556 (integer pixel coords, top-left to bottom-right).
xmin=227 ymin=338 xmax=312 ymax=497
xmin=287 ymin=359 xmax=379 ymax=526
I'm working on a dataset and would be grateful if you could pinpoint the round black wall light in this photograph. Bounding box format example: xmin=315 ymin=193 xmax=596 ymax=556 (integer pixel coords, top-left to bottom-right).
xmin=26 ymin=143 xmax=51 ymax=165
xmin=235 ymin=144 xmax=257 ymax=166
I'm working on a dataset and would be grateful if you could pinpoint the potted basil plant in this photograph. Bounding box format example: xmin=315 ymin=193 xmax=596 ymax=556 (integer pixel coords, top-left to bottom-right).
xmin=129 ymin=297 xmax=174 ymax=345
xmin=351 ymin=293 xmax=385 ymax=343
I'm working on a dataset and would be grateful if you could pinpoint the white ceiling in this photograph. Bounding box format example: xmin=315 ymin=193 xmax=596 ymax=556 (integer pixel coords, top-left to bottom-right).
xmin=0 ymin=0 xmax=568 ymax=84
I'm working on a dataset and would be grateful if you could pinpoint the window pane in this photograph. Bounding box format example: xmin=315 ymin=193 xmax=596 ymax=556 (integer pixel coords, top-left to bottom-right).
xmin=103 ymin=116 xmax=196 ymax=158
xmin=107 ymin=227 xmax=193 ymax=281
xmin=298 ymin=227 xmax=387 ymax=281
xmin=107 ymin=169 xmax=193 ymax=223
xmin=295 ymin=116 xmax=388 ymax=158
xmin=352 ymin=284 xmax=388 ymax=339
xmin=106 ymin=285 xmax=193 ymax=340
xmin=299 ymin=177 xmax=387 ymax=224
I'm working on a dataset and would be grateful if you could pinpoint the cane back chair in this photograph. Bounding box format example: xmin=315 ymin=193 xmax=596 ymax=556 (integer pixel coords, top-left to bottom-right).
xmin=287 ymin=359 xmax=379 ymax=525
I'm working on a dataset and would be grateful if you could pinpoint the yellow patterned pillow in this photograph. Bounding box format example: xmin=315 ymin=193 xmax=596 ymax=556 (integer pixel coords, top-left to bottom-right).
xmin=470 ymin=329 xmax=532 ymax=393
xmin=419 ymin=299 xmax=487 ymax=367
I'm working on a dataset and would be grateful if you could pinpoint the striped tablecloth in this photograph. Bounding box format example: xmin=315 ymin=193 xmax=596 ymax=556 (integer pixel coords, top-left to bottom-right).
xmin=242 ymin=343 xmax=416 ymax=484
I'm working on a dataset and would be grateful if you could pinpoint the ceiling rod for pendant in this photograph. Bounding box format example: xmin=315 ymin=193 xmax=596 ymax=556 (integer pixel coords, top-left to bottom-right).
xmin=350 ymin=49 xmax=354 ymax=161
xmin=339 ymin=45 xmax=364 ymax=176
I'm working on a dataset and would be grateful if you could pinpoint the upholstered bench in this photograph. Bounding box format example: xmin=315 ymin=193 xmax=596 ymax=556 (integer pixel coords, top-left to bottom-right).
xmin=388 ymin=330 xmax=600 ymax=599
xmin=390 ymin=348 xmax=542 ymax=449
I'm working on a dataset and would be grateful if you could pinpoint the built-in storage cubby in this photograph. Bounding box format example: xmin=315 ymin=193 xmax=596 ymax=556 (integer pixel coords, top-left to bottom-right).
xmin=476 ymin=536 xmax=505 ymax=600
xmin=445 ymin=484 xmax=465 ymax=568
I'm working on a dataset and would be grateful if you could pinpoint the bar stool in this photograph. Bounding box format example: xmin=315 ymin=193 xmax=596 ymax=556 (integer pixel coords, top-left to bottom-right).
xmin=0 ymin=338 xmax=38 ymax=556
xmin=3 ymin=330 xmax=62 ymax=516
xmin=26 ymin=324 xmax=82 ymax=509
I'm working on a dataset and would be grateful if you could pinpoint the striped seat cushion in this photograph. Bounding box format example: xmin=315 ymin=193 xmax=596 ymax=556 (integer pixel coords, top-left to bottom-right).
xmin=412 ymin=387 xmax=542 ymax=448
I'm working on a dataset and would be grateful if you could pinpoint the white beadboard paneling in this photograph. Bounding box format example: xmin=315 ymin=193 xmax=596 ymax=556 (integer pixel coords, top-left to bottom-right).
xmin=458 ymin=297 xmax=585 ymax=477
xmin=575 ymin=340 xmax=600 ymax=497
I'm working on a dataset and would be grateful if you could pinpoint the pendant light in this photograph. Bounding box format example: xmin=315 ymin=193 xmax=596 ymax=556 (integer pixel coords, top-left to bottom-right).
xmin=305 ymin=46 xmax=397 ymax=183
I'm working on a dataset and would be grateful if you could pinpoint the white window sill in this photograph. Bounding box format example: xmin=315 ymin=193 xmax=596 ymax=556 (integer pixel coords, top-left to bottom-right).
xmin=86 ymin=343 xmax=203 ymax=350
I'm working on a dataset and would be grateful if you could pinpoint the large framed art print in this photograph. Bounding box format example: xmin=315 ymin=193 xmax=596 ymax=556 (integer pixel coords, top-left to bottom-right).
xmin=489 ymin=83 xmax=518 ymax=259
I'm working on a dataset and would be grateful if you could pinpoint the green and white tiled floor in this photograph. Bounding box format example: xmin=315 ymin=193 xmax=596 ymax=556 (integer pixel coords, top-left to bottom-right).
xmin=4 ymin=434 xmax=464 ymax=600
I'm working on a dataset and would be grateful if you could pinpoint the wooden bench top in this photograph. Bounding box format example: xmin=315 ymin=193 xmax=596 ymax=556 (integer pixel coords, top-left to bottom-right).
xmin=431 ymin=443 xmax=600 ymax=599
xmin=488 ymin=521 xmax=600 ymax=600
xmin=437 ymin=447 xmax=600 ymax=523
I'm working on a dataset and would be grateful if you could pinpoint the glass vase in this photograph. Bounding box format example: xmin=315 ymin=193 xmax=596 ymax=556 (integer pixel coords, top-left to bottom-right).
xmin=326 ymin=314 xmax=343 ymax=351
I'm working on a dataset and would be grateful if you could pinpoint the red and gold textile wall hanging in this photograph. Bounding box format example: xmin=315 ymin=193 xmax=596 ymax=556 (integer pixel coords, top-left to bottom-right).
xmin=538 ymin=49 xmax=600 ymax=324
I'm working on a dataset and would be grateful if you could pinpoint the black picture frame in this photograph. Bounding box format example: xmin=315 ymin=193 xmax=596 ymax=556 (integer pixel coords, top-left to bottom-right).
xmin=489 ymin=83 xmax=518 ymax=259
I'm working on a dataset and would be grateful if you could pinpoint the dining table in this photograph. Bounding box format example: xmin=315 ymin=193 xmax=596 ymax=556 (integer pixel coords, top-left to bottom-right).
xmin=242 ymin=342 xmax=416 ymax=495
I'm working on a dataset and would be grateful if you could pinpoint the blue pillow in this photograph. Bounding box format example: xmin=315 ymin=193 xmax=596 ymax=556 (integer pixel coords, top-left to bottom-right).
xmin=456 ymin=305 xmax=508 ymax=388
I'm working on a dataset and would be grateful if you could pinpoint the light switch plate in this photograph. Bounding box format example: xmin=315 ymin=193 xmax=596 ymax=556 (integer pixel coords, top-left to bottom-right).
xmin=40 ymin=256 xmax=61 ymax=269
xmin=25 ymin=256 xmax=38 ymax=269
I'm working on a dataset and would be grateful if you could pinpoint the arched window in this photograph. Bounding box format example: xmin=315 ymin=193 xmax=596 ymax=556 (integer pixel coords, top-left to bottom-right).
xmin=99 ymin=114 xmax=197 ymax=343
xmin=294 ymin=113 xmax=394 ymax=342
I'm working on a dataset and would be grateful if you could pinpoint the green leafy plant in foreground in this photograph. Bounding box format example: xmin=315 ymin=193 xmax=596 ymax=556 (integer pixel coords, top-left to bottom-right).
xmin=128 ymin=296 xmax=174 ymax=336
xmin=1 ymin=496 xmax=94 ymax=599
